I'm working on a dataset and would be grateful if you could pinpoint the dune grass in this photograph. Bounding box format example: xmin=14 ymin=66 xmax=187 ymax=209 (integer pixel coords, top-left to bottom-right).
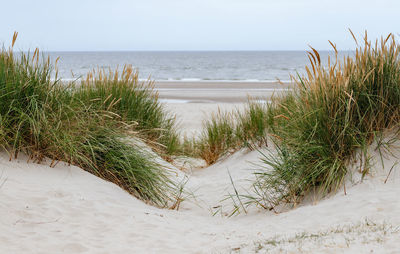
xmin=195 ymin=32 xmax=400 ymax=212
xmin=196 ymin=101 xmax=269 ymax=165
xmin=250 ymin=32 xmax=400 ymax=208
xmin=0 ymin=33 xmax=178 ymax=207
xmin=5 ymin=30 xmax=399 ymax=211
xmin=235 ymin=101 xmax=269 ymax=149
xmin=197 ymin=110 xmax=237 ymax=164
xmin=75 ymin=66 xmax=181 ymax=157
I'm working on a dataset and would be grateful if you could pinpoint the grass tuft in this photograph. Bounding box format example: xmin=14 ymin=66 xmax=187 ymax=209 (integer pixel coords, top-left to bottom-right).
xmin=0 ymin=33 xmax=179 ymax=207
xmin=197 ymin=110 xmax=237 ymax=164
xmin=196 ymin=101 xmax=270 ymax=165
xmin=75 ymin=66 xmax=181 ymax=156
xmin=251 ymin=32 xmax=400 ymax=209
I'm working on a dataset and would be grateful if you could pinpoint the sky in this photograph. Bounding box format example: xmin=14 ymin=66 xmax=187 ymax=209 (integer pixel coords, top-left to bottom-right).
xmin=0 ymin=0 xmax=399 ymax=51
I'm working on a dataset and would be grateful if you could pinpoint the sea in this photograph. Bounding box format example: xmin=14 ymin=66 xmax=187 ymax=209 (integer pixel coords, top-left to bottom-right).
xmin=42 ymin=51 xmax=353 ymax=82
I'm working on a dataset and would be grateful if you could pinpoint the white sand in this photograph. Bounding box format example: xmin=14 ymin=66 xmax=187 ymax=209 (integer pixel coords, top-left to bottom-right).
xmin=1 ymin=102 xmax=400 ymax=253
xmin=164 ymin=103 xmax=245 ymax=138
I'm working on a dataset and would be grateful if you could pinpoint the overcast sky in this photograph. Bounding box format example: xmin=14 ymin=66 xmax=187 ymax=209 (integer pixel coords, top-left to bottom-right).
xmin=0 ymin=0 xmax=399 ymax=51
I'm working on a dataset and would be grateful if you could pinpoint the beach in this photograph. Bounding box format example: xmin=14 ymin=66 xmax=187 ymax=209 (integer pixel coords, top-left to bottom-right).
xmin=155 ymin=80 xmax=293 ymax=103
xmin=1 ymin=82 xmax=400 ymax=253
xmin=157 ymin=81 xmax=292 ymax=137
xmin=2 ymin=0 xmax=399 ymax=252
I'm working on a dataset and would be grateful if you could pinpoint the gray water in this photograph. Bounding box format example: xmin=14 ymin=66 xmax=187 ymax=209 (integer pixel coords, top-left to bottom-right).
xmin=42 ymin=51 xmax=353 ymax=82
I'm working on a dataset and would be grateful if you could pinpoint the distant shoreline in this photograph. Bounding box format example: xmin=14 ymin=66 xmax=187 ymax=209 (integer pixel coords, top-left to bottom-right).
xmin=58 ymin=78 xmax=293 ymax=84
xmin=58 ymin=78 xmax=294 ymax=103
xmin=154 ymin=80 xmax=293 ymax=87
xmin=154 ymin=80 xmax=293 ymax=103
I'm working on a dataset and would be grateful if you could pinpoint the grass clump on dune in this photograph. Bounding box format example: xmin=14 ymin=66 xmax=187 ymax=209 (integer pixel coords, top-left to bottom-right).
xmin=76 ymin=66 xmax=181 ymax=157
xmin=235 ymin=101 xmax=269 ymax=149
xmin=197 ymin=110 xmax=237 ymax=165
xmin=0 ymin=33 xmax=178 ymax=207
xmin=252 ymin=32 xmax=400 ymax=208
xmin=81 ymin=129 xmax=176 ymax=205
xmin=196 ymin=102 xmax=269 ymax=165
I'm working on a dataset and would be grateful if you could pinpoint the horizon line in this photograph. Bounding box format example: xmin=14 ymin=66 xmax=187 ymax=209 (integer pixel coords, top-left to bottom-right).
xmin=15 ymin=49 xmax=355 ymax=53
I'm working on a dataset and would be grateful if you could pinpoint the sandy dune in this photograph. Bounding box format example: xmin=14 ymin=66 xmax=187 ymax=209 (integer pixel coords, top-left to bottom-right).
xmin=1 ymin=94 xmax=400 ymax=253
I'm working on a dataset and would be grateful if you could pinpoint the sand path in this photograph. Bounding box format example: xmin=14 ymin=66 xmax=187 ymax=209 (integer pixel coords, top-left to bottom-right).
xmin=1 ymin=95 xmax=400 ymax=253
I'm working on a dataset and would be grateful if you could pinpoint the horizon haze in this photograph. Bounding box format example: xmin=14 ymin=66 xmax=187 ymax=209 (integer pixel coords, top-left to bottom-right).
xmin=1 ymin=0 xmax=399 ymax=51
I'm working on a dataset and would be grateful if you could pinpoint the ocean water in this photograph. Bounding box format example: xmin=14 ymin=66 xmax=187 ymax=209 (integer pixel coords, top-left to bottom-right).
xmin=42 ymin=51 xmax=353 ymax=82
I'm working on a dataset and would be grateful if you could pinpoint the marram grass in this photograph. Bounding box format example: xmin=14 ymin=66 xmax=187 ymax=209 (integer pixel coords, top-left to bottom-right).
xmin=195 ymin=31 xmax=400 ymax=212
xmin=0 ymin=33 xmax=178 ymax=207
xmin=196 ymin=101 xmax=270 ymax=165
xmin=76 ymin=66 xmax=181 ymax=157
xmin=251 ymin=32 xmax=400 ymax=209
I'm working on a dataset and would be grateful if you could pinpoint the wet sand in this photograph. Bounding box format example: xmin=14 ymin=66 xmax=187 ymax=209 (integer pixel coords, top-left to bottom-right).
xmin=154 ymin=81 xmax=293 ymax=103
